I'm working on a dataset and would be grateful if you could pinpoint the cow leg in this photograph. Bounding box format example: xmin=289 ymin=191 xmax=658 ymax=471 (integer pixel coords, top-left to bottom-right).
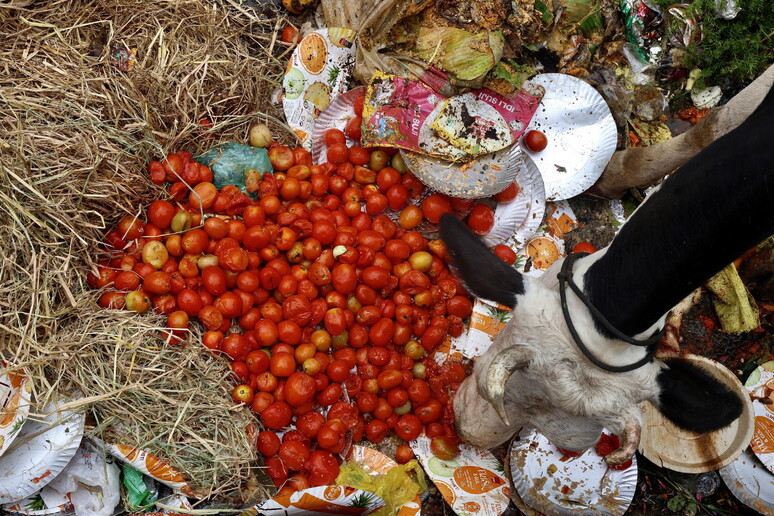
xmin=603 ymin=418 xmax=641 ymax=466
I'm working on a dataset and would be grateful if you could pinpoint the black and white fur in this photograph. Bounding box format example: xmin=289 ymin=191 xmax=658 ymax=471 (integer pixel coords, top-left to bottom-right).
xmin=441 ymin=85 xmax=774 ymax=461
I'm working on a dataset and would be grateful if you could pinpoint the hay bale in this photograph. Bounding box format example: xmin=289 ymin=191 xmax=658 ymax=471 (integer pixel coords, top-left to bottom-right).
xmin=0 ymin=0 xmax=294 ymax=504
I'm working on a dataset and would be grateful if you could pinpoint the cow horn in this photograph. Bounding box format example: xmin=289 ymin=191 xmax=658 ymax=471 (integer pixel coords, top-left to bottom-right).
xmin=485 ymin=346 xmax=531 ymax=426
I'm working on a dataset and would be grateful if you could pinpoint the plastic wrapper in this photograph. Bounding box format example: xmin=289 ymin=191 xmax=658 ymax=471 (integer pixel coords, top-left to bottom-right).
xmin=336 ymin=449 xmax=425 ymax=516
xmin=122 ymin=464 xmax=157 ymax=510
xmin=363 ymin=72 xmax=542 ymax=162
xmin=41 ymin=441 xmax=120 ymax=516
xmin=95 ymin=439 xmax=196 ymax=498
xmin=410 ymin=436 xmax=511 ymax=515
xmin=413 ymin=27 xmax=504 ymax=83
xmin=281 ymin=28 xmax=357 ymax=150
xmin=256 ymin=486 xmax=385 ymax=515
xmin=743 ymin=361 xmax=774 ymax=474
xmin=195 ymin=143 xmax=272 ymax=192
xmin=620 ymin=0 xmax=662 ymax=64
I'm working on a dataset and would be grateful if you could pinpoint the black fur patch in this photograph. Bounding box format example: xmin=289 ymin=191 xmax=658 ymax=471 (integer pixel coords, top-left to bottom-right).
xmin=439 ymin=214 xmax=525 ymax=308
xmin=656 ymin=358 xmax=743 ymax=432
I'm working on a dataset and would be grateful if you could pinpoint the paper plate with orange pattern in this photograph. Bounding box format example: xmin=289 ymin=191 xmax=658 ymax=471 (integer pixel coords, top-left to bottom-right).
xmin=0 ymin=363 xmax=33 ymax=458
xmin=743 ymin=360 xmax=774 ymax=474
xmin=256 ymin=485 xmax=385 ymax=515
xmin=0 ymin=399 xmax=85 ymax=504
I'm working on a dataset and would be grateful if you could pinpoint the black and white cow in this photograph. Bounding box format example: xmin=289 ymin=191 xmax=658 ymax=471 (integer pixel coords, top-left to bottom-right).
xmin=441 ymin=85 xmax=774 ymax=464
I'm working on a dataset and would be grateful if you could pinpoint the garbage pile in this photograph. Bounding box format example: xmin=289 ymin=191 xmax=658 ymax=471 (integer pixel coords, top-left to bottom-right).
xmin=1 ymin=0 xmax=773 ymax=515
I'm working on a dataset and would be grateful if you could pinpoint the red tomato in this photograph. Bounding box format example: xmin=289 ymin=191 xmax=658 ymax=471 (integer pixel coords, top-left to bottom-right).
xmin=260 ymin=401 xmax=293 ymax=429
xmin=415 ymin=399 xmax=442 ymax=423
xmin=365 ymin=419 xmax=390 ymax=443
xmin=316 ymin=383 xmax=342 ymax=406
xmin=494 ymin=182 xmax=519 ymax=203
xmin=467 ymin=204 xmax=495 ymax=235
xmin=284 ymin=372 xmax=316 ymax=407
xmin=493 ymin=244 xmax=518 ymax=265
xmin=296 ymin=411 xmax=325 ymax=438
xmin=265 ymin=456 xmax=288 ymax=486
xmin=327 ymin=143 xmax=349 ymax=164
xmin=345 ymin=116 xmax=363 ymax=141
xmin=221 ymin=333 xmax=250 ymax=362
xmin=256 ymin=430 xmax=281 ymax=457
xmin=327 ymin=400 xmax=359 ymax=429
xmin=430 ymin=436 xmax=460 ymax=460
xmin=524 ymin=130 xmax=548 ymax=152
xmin=246 ymin=350 xmax=270 ymax=374
xmin=446 ymin=296 xmax=473 ymax=318
xmin=572 ymin=242 xmax=597 ymax=254
xmin=201 ymin=266 xmax=227 ymax=296
xmin=326 ymin=359 xmax=351 ymax=383
xmin=421 ymin=194 xmax=453 ymax=224
xmin=147 ymin=200 xmax=176 ymax=229
xmin=278 ymin=441 xmax=310 ymax=471
xmin=324 ymin=129 xmax=346 ymax=147
xmin=331 ymin=264 xmax=357 ymax=294
xmin=306 ymin=450 xmax=340 ymax=487
xmin=395 ymin=444 xmax=415 ymax=464
xmin=395 ymin=414 xmax=423 ymax=441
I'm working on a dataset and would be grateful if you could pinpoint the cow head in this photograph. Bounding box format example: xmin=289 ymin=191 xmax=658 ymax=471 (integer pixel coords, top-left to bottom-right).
xmin=440 ymin=214 xmax=744 ymax=464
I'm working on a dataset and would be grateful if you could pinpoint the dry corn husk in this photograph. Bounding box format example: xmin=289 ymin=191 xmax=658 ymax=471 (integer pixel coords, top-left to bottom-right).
xmin=414 ymin=27 xmax=505 ymax=81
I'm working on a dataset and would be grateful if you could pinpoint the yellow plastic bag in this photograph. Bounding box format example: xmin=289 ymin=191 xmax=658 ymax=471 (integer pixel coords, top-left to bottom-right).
xmin=336 ymin=458 xmax=426 ymax=516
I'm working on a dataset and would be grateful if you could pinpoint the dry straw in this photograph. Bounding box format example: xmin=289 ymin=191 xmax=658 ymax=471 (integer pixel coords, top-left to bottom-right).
xmin=0 ymin=0 xmax=296 ymax=504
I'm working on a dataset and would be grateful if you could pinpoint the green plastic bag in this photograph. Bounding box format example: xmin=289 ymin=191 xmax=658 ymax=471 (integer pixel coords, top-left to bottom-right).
xmin=122 ymin=464 xmax=157 ymax=511
xmin=336 ymin=459 xmax=426 ymax=516
xmin=195 ymin=142 xmax=272 ymax=191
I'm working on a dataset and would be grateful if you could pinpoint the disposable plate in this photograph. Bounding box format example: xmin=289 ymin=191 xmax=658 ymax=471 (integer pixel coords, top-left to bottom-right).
xmin=509 ymin=428 xmax=637 ymax=516
xmin=520 ymin=74 xmax=617 ymax=201
xmin=401 ymin=143 xmax=526 ymax=199
xmin=482 ymin=153 xmax=546 ymax=249
xmin=742 ymin=360 xmax=774 ymax=473
xmin=719 ymin=446 xmax=774 ymax=515
xmin=0 ymin=363 xmax=33 ymax=458
xmin=638 ymin=354 xmax=753 ymax=473
xmin=0 ymin=399 xmax=85 ymax=504
xmin=310 ymin=86 xmax=365 ymax=164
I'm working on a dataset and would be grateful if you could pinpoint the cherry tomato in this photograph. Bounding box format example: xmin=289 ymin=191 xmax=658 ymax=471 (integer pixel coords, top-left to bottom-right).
xmin=494 ymin=182 xmax=519 ymax=203
xmin=324 ymin=129 xmax=346 ymax=147
xmin=421 ymin=194 xmax=453 ymax=224
xmin=395 ymin=444 xmax=415 ymax=464
xmin=257 ymin=430 xmax=281 ymax=457
xmin=306 ymin=450 xmax=340 ymax=487
xmin=365 ymin=419 xmax=390 ymax=443
xmin=278 ymin=441 xmax=310 ymax=471
xmin=466 ymin=204 xmax=495 ymax=235
xmin=430 ymin=436 xmax=460 ymax=460
xmin=572 ymin=242 xmax=597 ymax=254
xmin=260 ymin=401 xmax=293 ymax=429
xmin=284 ymin=371 xmax=316 ymax=407
xmin=493 ymin=244 xmax=518 ymax=265
xmin=296 ymin=411 xmax=325 ymax=439
xmin=345 ymin=116 xmax=363 ymax=141
xmin=524 ymin=130 xmax=548 ymax=152
xmin=395 ymin=414 xmax=423 ymax=441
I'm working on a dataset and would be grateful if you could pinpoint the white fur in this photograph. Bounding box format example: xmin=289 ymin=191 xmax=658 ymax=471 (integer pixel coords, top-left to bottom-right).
xmin=455 ymin=255 xmax=665 ymax=453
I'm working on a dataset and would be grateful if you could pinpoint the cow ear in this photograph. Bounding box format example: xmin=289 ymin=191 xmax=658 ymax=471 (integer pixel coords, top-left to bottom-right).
xmin=439 ymin=213 xmax=525 ymax=309
xmin=655 ymin=358 xmax=743 ymax=432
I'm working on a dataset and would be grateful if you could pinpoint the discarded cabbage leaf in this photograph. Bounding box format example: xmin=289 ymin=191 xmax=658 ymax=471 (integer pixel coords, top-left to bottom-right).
xmin=414 ymin=27 xmax=505 ymax=81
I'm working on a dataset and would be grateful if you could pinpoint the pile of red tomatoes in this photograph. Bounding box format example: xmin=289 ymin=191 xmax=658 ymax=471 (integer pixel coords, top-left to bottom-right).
xmin=88 ymin=133 xmax=509 ymax=495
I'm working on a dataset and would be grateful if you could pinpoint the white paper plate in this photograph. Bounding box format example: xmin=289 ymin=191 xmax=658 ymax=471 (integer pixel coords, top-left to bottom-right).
xmin=720 ymin=446 xmax=774 ymax=515
xmin=401 ymin=143 xmax=526 ymax=200
xmin=509 ymin=428 xmax=637 ymax=516
xmin=639 ymin=354 xmax=754 ymax=474
xmin=521 ymin=74 xmax=617 ymax=201
xmin=483 ymin=154 xmax=546 ymax=249
xmin=0 ymin=364 xmax=33 ymax=458
xmin=2 ymin=487 xmax=73 ymax=515
xmin=310 ymin=86 xmax=366 ymax=164
xmin=744 ymin=361 xmax=774 ymax=474
xmin=0 ymin=400 xmax=85 ymax=504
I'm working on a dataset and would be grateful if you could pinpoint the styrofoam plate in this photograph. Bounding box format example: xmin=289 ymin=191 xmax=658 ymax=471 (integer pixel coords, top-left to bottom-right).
xmin=520 ymin=74 xmax=617 ymax=201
